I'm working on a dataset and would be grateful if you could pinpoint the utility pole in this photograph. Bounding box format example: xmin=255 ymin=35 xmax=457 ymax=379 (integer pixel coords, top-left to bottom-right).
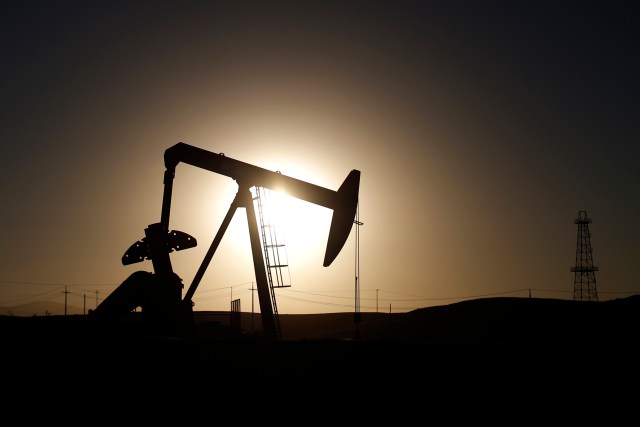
xmin=95 ymin=290 xmax=99 ymax=308
xmin=83 ymin=293 xmax=86 ymax=314
xmin=63 ymin=286 xmax=69 ymax=316
xmin=249 ymin=282 xmax=256 ymax=333
xmin=388 ymin=303 xmax=392 ymax=338
xmin=353 ymin=210 xmax=363 ymax=339
xmin=376 ymin=288 xmax=379 ymax=313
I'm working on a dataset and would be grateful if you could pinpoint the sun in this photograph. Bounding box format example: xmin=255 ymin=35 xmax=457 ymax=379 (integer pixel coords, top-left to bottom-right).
xmin=252 ymin=187 xmax=333 ymax=269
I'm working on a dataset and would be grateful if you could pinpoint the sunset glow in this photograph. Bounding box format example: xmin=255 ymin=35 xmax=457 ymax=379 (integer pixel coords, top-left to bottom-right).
xmin=1 ymin=1 xmax=638 ymax=319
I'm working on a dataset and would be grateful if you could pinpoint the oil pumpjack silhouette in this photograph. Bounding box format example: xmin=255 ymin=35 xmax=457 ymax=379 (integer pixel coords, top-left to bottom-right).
xmin=92 ymin=142 xmax=360 ymax=340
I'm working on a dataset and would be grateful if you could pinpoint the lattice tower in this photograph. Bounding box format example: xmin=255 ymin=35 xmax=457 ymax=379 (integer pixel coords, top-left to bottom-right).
xmin=571 ymin=210 xmax=599 ymax=301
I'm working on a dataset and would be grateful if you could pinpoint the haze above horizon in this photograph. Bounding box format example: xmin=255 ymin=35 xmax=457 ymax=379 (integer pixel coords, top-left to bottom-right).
xmin=1 ymin=1 xmax=638 ymax=316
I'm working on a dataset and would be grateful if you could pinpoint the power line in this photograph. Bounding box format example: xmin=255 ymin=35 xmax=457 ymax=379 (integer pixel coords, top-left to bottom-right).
xmin=277 ymin=293 xmax=420 ymax=311
xmin=283 ymin=288 xmax=531 ymax=302
xmin=4 ymin=278 xmax=636 ymax=299
xmin=0 ymin=287 xmax=67 ymax=306
xmin=0 ymin=280 xmax=119 ymax=287
xmin=3 ymin=279 xmax=638 ymax=314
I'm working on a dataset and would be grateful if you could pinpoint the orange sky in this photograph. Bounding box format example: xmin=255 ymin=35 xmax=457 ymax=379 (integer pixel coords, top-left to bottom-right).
xmin=1 ymin=1 xmax=639 ymax=315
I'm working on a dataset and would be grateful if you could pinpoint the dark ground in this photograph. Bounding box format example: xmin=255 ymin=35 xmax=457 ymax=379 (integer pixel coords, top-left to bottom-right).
xmin=2 ymin=296 xmax=639 ymax=402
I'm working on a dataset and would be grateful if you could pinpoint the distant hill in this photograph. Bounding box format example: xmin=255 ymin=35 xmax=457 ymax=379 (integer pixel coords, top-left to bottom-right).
xmin=3 ymin=295 xmax=640 ymax=343
xmin=258 ymin=295 xmax=640 ymax=343
xmin=0 ymin=301 xmax=86 ymax=317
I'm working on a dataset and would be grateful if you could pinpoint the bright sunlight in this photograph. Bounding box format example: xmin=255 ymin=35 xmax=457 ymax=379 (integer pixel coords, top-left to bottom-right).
xmin=253 ymin=187 xmax=333 ymax=271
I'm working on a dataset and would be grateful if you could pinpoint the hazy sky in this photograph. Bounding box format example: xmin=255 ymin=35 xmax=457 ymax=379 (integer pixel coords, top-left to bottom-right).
xmin=1 ymin=1 xmax=638 ymax=315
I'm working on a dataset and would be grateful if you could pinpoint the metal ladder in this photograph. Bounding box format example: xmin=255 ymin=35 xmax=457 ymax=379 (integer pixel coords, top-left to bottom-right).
xmin=253 ymin=187 xmax=291 ymax=339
